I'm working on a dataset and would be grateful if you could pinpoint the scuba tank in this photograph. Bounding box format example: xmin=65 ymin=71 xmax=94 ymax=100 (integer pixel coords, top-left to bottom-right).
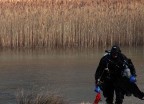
xmin=122 ymin=64 xmax=136 ymax=83
xmin=122 ymin=65 xmax=131 ymax=78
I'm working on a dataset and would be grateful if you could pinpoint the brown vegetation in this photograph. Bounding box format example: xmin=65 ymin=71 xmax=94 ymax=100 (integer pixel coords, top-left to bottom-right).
xmin=0 ymin=0 xmax=144 ymax=49
xmin=16 ymin=90 xmax=67 ymax=104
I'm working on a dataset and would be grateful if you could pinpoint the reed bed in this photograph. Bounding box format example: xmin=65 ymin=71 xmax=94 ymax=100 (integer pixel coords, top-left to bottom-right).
xmin=0 ymin=0 xmax=144 ymax=49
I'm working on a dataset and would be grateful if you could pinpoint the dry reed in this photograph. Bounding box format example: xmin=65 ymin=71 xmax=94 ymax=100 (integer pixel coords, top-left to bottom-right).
xmin=16 ymin=90 xmax=67 ymax=104
xmin=0 ymin=0 xmax=144 ymax=49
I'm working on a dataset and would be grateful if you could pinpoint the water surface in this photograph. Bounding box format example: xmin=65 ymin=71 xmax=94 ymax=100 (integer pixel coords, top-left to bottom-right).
xmin=0 ymin=47 xmax=144 ymax=104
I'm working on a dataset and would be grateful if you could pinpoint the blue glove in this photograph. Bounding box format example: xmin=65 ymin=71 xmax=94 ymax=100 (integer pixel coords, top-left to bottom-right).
xmin=130 ymin=75 xmax=136 ymax=83
xmin=94 ymin=86 xmax=101 ymax=93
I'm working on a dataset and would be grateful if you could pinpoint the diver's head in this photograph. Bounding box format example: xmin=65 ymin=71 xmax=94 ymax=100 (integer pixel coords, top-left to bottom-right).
xmin=110 ymin=45 xmax=121 ymax=59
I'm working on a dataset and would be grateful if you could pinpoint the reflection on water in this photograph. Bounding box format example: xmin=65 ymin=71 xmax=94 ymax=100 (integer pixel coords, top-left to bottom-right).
xmin=0 ymin=47 xmax=144 ymax=104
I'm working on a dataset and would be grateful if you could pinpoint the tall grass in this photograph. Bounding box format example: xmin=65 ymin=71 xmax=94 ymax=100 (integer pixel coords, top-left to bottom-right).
xmin=0 ymin=0 xmax=144 ymax=49
xmin=16 ymin=90 xmax=67 ymax=104
xmin=16 ymin=89 xmax=90 ymax=104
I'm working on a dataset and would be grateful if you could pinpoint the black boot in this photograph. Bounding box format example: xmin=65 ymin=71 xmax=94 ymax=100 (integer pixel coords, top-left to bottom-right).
xmin=106 ymin=99 xmax=114 ymax=104
xmin=115 ymin=98 xmax=123 ymax=104
xmin=106 ymin=102 xmax=114 ymax=104
xmin=140 ymin=92 xmax=144 ymax=100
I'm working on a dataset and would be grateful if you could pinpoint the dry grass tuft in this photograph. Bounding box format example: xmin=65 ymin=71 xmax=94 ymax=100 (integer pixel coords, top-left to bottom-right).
xmin=16 ymin=90 xmax=67 ymax=104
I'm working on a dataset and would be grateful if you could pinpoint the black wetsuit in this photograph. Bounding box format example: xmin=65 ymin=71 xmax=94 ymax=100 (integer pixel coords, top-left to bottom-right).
xmin=95 ymin=52 xmax=144 ymax=104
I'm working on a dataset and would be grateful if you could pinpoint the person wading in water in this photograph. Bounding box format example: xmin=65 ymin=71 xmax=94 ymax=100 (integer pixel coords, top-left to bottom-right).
xmin=95 ymin=45 xmax=144 ymax=104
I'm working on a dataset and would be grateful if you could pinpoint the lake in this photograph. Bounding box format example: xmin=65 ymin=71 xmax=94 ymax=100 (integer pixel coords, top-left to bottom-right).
xmin=0 ymin=47 xmax=144 ymax=104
